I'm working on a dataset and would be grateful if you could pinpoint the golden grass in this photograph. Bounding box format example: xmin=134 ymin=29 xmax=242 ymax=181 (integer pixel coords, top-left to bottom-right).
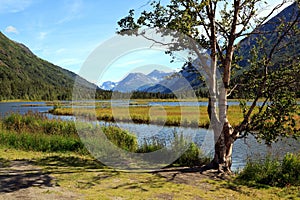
xmin=51 ymin=105 xmax=247 ymax=128
xmin=50 ymin=101 xmax=299 ymax=129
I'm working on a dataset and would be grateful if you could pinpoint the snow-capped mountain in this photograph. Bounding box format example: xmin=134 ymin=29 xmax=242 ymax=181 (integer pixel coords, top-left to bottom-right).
xmin=100 ymin=81 xmax=118 ymax=91
xmin=147 ymin=70 xmax=173 ymax=81
xmin=140 ymin=64 xmax=203 ymax=93
xmin=113 ymin=72 xmax=157 ymax=92
xmin=99 ymin=70 xmax=174 ymax=92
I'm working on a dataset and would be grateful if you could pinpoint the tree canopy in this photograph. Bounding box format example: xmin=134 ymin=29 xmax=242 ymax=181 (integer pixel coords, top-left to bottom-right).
xmin=118 ymin=0 xmax=300 ymax=171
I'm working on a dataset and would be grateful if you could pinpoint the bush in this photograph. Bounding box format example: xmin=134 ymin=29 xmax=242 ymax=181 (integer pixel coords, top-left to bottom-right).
xmin=237 ymin=153 xmax=300 ymax=187
xmin=101 ymin=126 xmax=138 ymax=152
xmin=281 ymin=153 xmax=300 ymax=186
xmin=136 ymin=132 xmax=210 ymax=167
xmin=174 ymin=142 xmax=210 ymax=167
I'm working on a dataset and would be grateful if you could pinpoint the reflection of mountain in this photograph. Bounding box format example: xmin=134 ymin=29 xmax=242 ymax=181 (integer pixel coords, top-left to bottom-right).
xmin=0 ymin=32 xmax=102 ymax=100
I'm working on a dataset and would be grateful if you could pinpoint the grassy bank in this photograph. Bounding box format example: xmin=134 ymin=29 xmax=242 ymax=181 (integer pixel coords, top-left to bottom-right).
xmin=0 ymin=112 xmax=209 ymax=168
xmin=1 ymin=147 xmax=299 ymax=199
xmin=0 ymin=113 xmax=299 ymax=199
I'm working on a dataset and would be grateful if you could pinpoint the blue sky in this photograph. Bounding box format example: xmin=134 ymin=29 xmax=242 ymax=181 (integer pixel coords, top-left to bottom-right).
xmin=0 ymin=0 xmax=292 ymax=84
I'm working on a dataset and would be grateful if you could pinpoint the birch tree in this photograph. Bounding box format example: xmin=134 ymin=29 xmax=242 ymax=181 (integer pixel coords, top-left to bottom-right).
xmin=117 ymin=0 xmax=300 ymax=173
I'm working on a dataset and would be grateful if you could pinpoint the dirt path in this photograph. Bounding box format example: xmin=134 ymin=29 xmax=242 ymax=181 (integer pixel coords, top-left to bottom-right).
xmin=0 ymin=160 xmax=83 ymax=200
xmin=0 ymin=159 xmax=229 ymax=200
xmin=153 ymin=167 xmax=231 ymax=186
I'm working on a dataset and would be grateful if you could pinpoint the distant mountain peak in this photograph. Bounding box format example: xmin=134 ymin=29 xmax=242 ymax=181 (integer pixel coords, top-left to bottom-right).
xmin=100 ymin=69 xmax=174 ymax=92
xmin=100 ymin=81 xmax=118 ymax=91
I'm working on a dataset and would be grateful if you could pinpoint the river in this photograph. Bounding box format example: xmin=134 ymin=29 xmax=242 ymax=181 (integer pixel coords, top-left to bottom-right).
xmin=0 ymin=101 xmax=299 ymax=171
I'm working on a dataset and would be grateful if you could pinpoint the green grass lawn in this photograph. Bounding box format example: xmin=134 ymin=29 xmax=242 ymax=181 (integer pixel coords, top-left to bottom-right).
xmin=0 ymin=147 xmax=299 ymax=200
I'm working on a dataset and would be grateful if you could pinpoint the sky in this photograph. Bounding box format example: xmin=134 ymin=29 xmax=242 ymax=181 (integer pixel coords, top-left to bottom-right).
xmin=0 ymin=0 xmax=294 ymax=84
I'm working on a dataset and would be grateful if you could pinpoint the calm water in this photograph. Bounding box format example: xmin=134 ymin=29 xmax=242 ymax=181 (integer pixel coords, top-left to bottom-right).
xmin=0 ymin=101 xmax=299 ymax=171
xmin=0 ymin=102 xmax=53 ymax=118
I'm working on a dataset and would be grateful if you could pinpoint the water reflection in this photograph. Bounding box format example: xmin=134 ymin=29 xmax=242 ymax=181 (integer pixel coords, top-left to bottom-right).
xmin=0 ymin=101 xmax=299 ymax=171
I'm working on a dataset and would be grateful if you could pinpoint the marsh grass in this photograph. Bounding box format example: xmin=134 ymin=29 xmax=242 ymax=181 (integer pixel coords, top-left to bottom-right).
xmin=0 ymin=112 xmax=210 ymax=167
xmin=1 ymin=112 xmax=138 ymax=154
xmin=3 ymin=111 xmax=77 ymax=135
xmin=51 ymin=104 xmax=300 ymax=130
xmin=51 ymin=106 xmax=214 ymax=127
xmin=0 ymin=129 xmax=85 ymax=153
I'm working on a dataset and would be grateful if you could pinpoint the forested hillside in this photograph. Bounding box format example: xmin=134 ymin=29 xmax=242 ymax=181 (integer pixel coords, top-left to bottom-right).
xmin=232 ymin=2 xmax=300 ymax=98
xmin=0 ymin=32 xmax=108 ymax=100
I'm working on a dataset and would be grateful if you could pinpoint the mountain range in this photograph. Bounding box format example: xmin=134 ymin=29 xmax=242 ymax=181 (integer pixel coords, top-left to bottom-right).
xmin=101 ymin=2 xmax=300 ymax=95
xmin=100 ymin=70 xmax=173 ymax=92
xmin=1 ymin=2 xmax=299 ymax=99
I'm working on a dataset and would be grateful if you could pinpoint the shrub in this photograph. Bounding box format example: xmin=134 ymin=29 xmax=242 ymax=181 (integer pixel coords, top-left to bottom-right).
xmin=101 ymin=126 xmax=138 ymax=152
xmin=136 ymin=132 xmax=210 ymax=167
xmin=281 ymin=153 xmax=300 ymax=186
xmin=237 ymin=153 xmax=300 ymax=187
xmin=174 ymin=142 xmax=210 ymax=167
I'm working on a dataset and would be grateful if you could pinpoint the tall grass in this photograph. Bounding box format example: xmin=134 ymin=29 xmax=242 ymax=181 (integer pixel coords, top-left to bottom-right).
xmin=51 ymin=106 xmax=213 ymax=128
xmin=0 ymin=112 xmax=209 ymax=167
xmin=50 ymin=101 xmax=300 ymax=129
xmin=3 ymin=111 xmax=77 ymax=135
xmin=1 ymin=112 xmax=138 ymax=154
xmin=0 ymin=130 xmax=85 ymax=153
xmin=101 ymin=126 xmax=138 ymax=152
xmin=237 ymin=153 xmax=300 ymax=187
xmin=136 ymin=132 xmax=210 ymax=167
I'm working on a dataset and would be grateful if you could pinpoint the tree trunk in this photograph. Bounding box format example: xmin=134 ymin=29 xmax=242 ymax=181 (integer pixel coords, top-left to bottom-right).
xmin=205 ymin=96 xmax=236 ymax=173
xmin=211 ymin=121 xmax=234 ymax=173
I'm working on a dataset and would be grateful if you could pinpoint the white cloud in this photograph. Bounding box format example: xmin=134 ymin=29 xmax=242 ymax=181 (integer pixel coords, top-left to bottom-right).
xmin=0 ymin=0 xmax=32 ymax=13
xmin=5 ymin=25 xmax=18 ymax=34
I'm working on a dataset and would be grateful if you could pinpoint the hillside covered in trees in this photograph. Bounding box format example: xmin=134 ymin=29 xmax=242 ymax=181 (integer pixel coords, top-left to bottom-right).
xmin=0 ymin=32 xmax=109 ymax=101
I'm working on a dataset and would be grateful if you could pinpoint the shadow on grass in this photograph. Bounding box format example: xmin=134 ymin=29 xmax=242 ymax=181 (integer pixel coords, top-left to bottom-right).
xmin=0 ymin=171 xmax=53 ymax=193
xmin=152 ymin=167 xmax=229 ymax=185
xmin=0 ymin=155 xmax=107 ymax=194
xmin=0 ymin=158 xmax=10 ymax=168
xmin=35 ymin=155 xmax=105 ymax=169
xmin=0 ymin=160 xmax=53 ymax=193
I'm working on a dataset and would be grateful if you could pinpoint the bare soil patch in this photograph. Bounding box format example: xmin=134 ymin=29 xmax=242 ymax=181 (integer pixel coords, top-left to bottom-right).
xmin=0 ymin=160 xmax=83 ymax=200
